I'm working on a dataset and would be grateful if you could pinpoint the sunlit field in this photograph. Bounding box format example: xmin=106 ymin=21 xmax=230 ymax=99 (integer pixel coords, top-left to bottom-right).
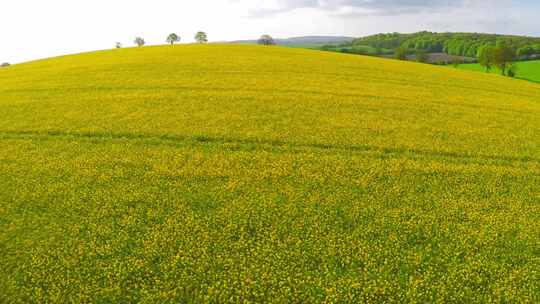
xmin=457 ymin=59 xmax=540 ymax=83
xmin=1 ymin=45 xmax=539 ymax=302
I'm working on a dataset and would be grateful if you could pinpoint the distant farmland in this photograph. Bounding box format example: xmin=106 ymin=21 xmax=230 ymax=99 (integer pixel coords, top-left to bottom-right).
xmin=0 ymin=45 xmax=539 ymax=302
xmin=457 ymin=60 xmax=540 ymax=83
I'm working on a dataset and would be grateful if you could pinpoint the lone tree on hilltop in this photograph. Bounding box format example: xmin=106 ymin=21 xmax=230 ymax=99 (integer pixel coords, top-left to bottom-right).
xmin=115 ymin=42 xmax=122 ymax=49
xmin=258 ymin=35 xmax=275 ymax=46
xmin=166 ymin=33 xmax=181 ymax=45
xmin=195 ymin=31 xmax=208 ymax=44
xmin=134 ymin=37 xmax=145 ymax=47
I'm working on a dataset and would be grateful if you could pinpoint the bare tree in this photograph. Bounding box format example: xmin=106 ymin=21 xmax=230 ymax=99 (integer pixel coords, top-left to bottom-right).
xmin=134 ymin=37 xmax=145 ymax=47
xmin=258 ymin=35 xmax=275 ymax=46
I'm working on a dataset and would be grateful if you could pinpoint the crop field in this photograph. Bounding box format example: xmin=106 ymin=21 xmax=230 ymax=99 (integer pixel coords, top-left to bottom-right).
xmin=457 ymin=60 xmax=540 ymax=83
xmin=0 ymin=45 xmax=539 ymax=302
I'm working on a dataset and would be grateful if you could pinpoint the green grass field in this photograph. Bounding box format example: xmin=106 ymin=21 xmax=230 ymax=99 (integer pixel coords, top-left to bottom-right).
xmin=457 ymin=60 xmax=540 ymax=83
xmin=0 ymin=45 xmax=539 ymax=302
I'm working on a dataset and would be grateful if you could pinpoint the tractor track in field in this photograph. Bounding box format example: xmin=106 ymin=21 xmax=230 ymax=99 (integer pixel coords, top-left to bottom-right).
xmin=1 ymin=130 xmax=538 ymax=167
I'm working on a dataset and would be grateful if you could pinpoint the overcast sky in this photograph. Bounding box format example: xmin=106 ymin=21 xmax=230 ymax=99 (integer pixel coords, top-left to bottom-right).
xmin=1 ymin=0 xmax=539 ymax=63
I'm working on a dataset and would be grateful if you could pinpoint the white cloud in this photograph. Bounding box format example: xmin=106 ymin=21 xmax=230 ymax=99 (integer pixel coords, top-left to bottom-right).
xmin=0 ymin=0 xmax=537 ymax=63
xmin=238 ymin=0 xmax=505 ymax=16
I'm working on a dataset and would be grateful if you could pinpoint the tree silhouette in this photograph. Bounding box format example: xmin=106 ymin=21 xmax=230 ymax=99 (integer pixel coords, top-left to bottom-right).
xmin=134 ymin=37 xmax=145 ymax=47
xmin=195 ymin=32 xmax=208 ymax=44
xmin=167 ymin=33 xmax=181 ymax=45
xmin=258 ymin=35 xmax=275 ymax=46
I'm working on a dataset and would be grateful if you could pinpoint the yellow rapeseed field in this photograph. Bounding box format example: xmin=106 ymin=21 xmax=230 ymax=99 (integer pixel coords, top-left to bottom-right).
xmin=0 ymin=44 xmax=539 ymax=302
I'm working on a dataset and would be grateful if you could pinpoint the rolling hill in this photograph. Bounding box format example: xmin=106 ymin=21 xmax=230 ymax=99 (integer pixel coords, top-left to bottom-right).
xmin=231 ymin=35 xmax=354 ymax=47
xmin=0 ymin=45 xmax=539 ymax=302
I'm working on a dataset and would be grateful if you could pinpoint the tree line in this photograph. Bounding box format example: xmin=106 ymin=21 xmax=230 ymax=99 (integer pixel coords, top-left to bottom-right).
xmin=116 ymin=32 xmax=209 ymax=48
xmin=350 ymin=31 xmax=540 ymax=59
xmin=393 ymin=38 xmax=520 ymax=77
xmin=477 ymin=43 xmax=517 ymax=76
xmin=3 ymin=33 xmax=276 ymax=67
xmin=117 ymin=33 xmax=278 ymax=48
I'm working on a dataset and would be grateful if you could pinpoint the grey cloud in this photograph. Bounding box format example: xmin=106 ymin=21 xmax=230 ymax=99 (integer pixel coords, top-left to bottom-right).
xmin=246 ymin=0 xmax=485 ymax=16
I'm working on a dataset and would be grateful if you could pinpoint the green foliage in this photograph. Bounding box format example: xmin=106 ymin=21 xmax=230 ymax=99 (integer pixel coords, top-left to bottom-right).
xmin=195 ymin=31 xmax=208 ymax=44
xmin=415 ymin=49 xmax=429 ymax=63
xmin=475 ymin=44 xmax=516 ymax=76
xmin=492 ymin=43 xmax=516 ymax=75
xmin=394 ymin=47 xmax=407 ymax=60
xmin=0 ymin=45 xmax=539 ymax=302
xmin=457 ymin=59 xmax=540 ymax=83
xmin=507 ymin=63 xmax=518 ymax=78
xmin=477 ymin=45 xmax=495 ymax=72
xmin=320 ymin=44 xmax=392 ymax=56
xmin=352 ymin=31 xmax=540 ymax=58
xmin=518 ymin=45 xmax=535 ymax=57
xmin=354 ymin=32 xmax=408 ymax=49
xmin=166 ymin=33 xmax=181 ymax=45
xmin=134 ymin=37 xmax=145 ymax=47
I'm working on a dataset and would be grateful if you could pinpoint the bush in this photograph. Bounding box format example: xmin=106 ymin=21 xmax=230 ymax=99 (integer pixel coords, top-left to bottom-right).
xmin=395 ymin=47 xmax=407 ymax=60
xmin=507 ymin=64 xmax=518 ymax=78
xmin=415 ymin=50 xmax=430 ymax=63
